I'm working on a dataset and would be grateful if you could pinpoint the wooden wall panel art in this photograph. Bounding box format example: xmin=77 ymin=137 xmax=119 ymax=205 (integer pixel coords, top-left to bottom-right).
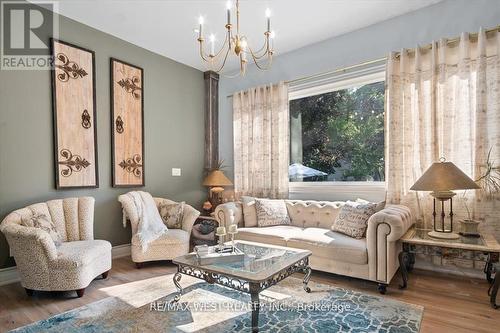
xmin=111 ymin=58 xmax=144 ymax=187
xmin=51 ymin=39 xmax=98 ymax=189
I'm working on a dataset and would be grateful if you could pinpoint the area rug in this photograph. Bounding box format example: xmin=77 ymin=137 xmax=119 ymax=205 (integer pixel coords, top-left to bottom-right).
xmin=11 ymin=275 xmax=423 ymax=332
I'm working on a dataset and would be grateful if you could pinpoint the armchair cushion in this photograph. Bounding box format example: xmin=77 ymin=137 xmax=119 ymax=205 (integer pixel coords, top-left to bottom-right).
xmin=159 ymin=201 xmax=184 ymax=229
xmin=51 ymin=240 xmax=111 ymax=270
xmin=21 ymin=213 xmax=61 ymax=246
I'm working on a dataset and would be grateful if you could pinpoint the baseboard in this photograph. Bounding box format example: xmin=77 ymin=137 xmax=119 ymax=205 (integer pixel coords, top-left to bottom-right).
xmin=0 ymin=243 xmax=131 ymax=287
xmin=111 ymin=243 xmax=131 ymax=258
xmin=0 ymin=266 xmax=19 ymax=287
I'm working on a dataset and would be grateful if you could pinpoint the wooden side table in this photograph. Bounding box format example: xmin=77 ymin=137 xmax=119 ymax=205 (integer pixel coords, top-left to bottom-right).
xmin=400 ymin=227 xmax=500 ymax=308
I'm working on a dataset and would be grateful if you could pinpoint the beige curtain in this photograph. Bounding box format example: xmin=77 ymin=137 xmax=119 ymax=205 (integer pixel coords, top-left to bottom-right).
xmin=386 ymin=28 xmax=500 ymax=236
xmin=233 ymin=82 xmax=289 ymax=199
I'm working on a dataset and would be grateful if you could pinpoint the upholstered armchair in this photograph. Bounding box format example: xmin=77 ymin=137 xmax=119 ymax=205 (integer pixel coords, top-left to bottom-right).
xmin=118 ymin=195 xmax=200 ymax=267
xmin=0 ymin=197 xmax=112 ymax=297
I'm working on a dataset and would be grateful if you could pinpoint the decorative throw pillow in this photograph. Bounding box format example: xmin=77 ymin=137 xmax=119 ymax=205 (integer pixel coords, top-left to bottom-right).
xmin=255 ymin=199 xmax=291 ymax=227
xmin=356 ymin=198 xmax=386 ymax=212
xmin=331 ymin=202 xmax=377 ymax=239
xmin=241 ymin=196 xmax=258 ymax=227
xmin=21 ymin=213 xmax=62 ymax=246
xmin=159 ymin=202 xmax=184 ymax=229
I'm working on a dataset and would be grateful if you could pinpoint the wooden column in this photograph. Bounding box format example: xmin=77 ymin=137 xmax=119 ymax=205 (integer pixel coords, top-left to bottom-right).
xmin=204 ymin=71 xmax=219 ymax=171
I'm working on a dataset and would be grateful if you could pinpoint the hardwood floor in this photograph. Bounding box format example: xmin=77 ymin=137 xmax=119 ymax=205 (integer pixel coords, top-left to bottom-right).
xmin=0 ymin=257 xmax=498 ymax=332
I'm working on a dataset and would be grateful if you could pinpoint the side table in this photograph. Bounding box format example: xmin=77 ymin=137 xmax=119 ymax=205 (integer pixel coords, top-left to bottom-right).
xmin=400 ymin=227 xmax=500 ymax=308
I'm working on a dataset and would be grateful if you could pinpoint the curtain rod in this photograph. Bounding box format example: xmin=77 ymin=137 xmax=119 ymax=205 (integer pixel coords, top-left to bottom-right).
xmin=226 ymin=57 xmax=386 ymax=98
xmin=226 ymin=25 xmax=500 ymax=98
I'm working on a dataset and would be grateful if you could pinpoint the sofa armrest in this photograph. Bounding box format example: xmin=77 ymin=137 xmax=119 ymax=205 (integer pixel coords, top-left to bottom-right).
xmin=181 ymin=204 xmax=200 ymax=234
xmin=366 ymin=205 xmax=413 ymax=283
xmin=214 ymin=202 xmax=243 ymax=229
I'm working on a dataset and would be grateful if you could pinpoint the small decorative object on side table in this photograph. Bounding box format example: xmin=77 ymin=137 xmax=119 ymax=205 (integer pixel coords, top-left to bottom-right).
xmin=400 ymin=227 xmax=500 ymax=308
xmin=191 ymin=216 xmax=219 ymax=247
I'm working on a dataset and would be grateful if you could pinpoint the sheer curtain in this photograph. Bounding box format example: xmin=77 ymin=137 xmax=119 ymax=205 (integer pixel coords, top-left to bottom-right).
xmin=233 ymin=82 xmax=289 ymax=199
xmin=385 ymin=28 xmax=500 ymax=236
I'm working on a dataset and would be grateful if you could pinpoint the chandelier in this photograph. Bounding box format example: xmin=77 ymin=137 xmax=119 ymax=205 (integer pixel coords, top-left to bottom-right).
xmin=196 ymin=0 xmax=274 ymax=76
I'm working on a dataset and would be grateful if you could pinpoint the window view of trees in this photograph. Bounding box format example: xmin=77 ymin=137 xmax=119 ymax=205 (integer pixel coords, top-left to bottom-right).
xmin=289 ymin=81 xmax=385 ymax=182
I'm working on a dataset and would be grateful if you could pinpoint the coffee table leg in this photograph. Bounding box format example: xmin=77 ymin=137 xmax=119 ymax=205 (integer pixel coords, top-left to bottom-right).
xmin=250 ymin=291 xmax=260 ymax=333
xmin=303 ymin=266 xmax=312 ymax=293
xmin=173 ymin=272 xmax=183 ymax=302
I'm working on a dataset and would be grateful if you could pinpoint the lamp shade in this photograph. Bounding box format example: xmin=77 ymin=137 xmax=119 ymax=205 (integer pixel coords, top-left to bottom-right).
xmin=202 ymin=170 xmax=233 ymax=187
xmin=410 ymin=161 xmax=480 ymax=191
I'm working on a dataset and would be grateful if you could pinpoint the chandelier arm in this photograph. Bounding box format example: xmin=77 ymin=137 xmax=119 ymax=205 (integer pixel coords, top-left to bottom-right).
xmin=243 ymin=36 xmax=269 ymax=58
xmin=249 ymin=48 xmax=273 ymax=71
xmin=212 ymin=43 xmax=232 ymax=73
xmin=198 ymin=41 xmax=210 ymax=62
xmin=248 ymin=42 xmax=272 ymax=62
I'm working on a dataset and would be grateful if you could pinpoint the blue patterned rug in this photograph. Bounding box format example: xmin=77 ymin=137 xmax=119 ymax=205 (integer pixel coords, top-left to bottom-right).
xmin=11 ymin=275 xmax=423 ymax=332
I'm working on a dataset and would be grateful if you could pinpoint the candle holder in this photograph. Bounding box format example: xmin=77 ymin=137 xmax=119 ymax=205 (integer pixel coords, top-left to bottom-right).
xmin=215 ymin=226 xmax=227 ymax=252
xmin=228 ymin=224 xmax=238 ymax=252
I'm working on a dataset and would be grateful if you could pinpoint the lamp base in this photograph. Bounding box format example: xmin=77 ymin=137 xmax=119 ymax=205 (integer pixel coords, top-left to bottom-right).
xmin=428 ymin=230 xmax=460 ymax=240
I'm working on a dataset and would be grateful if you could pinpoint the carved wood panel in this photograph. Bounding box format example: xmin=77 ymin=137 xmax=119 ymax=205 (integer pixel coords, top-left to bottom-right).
xmin=111 ymin=58 xmax=144 ymax=187
xmin=51 ymin=39 xmax=98 ymax=189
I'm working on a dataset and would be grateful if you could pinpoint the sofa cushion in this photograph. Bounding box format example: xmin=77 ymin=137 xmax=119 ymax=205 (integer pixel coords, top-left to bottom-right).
xmin=287 ymin=228 xmax=368 ymax=265
xmin=241 ymin=196 xmax=258 ymax=227
xmin=356 ymin=198 xmax=386 ymax=212
xmin=255 ymin=199 xmax=291 ymax=227
xmin=52 ymin=240 xmax=111 ymax=269
xmin=132 ymin=229 xmax=189 ymax=246
xmin=331 ymin=202 xmax=377 ymax=239
xmin=285 ymin=200 xmax=344 ymax=229
xmin=236 ymin=225 xmax=303 ymax=247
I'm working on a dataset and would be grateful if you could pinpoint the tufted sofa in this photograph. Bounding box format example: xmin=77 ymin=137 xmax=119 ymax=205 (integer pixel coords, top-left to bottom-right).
xmin=118 ymin=195 xmax=200 ymax=267
xmin=0 ymin=197 xmax=112 ymax=297
xmin=215 ymin=199 xmax=413 ymax=293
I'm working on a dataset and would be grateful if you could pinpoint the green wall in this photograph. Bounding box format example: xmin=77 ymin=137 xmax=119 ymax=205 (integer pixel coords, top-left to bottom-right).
xmin=0 ymin=5 xmax=206 ymax=268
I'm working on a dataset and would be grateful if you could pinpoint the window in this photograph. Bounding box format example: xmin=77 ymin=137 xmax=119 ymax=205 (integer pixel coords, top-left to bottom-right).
xmin=289 ymin=73 xmax=385 ymax=183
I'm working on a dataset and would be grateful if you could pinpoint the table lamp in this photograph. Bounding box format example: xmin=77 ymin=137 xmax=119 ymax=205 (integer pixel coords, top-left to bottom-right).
xmin=410 ymin=158 xmax=480 ymax=239
xmin=202 ymin=170 xmax=233 ymax=211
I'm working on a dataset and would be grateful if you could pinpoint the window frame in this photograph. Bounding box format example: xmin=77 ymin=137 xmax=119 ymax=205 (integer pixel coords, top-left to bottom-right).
xmin=288 ymin=64 xmax=386 ymax=194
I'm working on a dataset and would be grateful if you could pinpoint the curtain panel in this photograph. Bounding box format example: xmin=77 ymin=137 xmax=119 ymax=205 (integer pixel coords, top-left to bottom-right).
xmin=233 ymin=82 xmax=289 ymax=199
xmin=385 ymin=28 xmax=500 ymax=236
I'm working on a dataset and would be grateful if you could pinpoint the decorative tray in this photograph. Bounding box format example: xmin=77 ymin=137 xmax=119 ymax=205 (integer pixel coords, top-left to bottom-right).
xmin=196 ymin=245 xmax=245 ymax=265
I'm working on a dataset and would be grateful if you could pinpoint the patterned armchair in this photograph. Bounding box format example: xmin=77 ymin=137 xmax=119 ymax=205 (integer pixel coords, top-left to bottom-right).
xmin=118 ymin=194 xmax=200 ymax=268
xmin=0 ymin=197 xmax=112 ymax=297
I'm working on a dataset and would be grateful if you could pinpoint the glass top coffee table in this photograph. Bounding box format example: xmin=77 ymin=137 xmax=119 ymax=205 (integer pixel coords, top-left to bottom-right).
xmin=172 ymin=240 xmax=312 ymax=332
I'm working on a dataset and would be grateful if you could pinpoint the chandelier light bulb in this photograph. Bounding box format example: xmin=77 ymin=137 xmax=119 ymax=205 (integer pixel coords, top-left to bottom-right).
xmin=270 ymin=30 xmax=275 ymax=39
xmin=209 ymin=34 xmax=216 ymax=42
xmin=226 ymin=0 xmax=232 ymax=10
xmin=198 ymin=16 xmax=204 ymax=25
xmin=265 ymin=8 xmax=271 ymax=18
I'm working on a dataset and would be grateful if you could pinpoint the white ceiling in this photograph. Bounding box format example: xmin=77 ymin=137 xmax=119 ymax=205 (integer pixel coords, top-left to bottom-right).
xmin=52 ymin=0 xmax=442 ymax=71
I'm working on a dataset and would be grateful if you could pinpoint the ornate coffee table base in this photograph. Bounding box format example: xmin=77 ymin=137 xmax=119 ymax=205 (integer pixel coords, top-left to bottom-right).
xmin=172 ymin=258 xmax=312 ymax=332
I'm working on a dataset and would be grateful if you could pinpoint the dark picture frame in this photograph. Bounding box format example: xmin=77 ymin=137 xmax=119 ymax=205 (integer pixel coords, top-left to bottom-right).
xmin=50 ymin=38 xmax=99 ymax=189
xmin=110 ymin=57 xmax=145 ymax=187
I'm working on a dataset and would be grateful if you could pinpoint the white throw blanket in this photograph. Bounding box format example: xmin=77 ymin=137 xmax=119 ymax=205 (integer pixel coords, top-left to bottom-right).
xmin=123 ymin=191 xmax=167 ymax=252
